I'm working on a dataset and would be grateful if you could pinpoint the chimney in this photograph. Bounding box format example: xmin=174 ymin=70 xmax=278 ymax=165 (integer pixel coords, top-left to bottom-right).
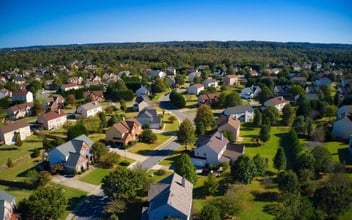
xmin=220 ymin=133 xmax=224 ymax=141
xmin=182 ymin=177 xmax=185 ymax=187
xmin=58 ymin=108 xmax=60 ymax=114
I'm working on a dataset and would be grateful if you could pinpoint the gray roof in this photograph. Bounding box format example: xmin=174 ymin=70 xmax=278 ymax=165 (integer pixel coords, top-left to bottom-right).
xmin=197 ymin=131 xmax=229 ymax=154
xmin=79 ymin=101 xmax=101 ymax=111
xmin=136 ymin=95 xmax=151 ymax=104
xmin=137 ymin=108 xmax=161 ymax=124
xmin=224 ymin=105 xmax=254 ymax=115
xmin=0 ymin=191 xmax=15 ymax=203
xmin=66 ymin=153 xmax=81 ymax=168
xmin=148 ymin=173 xmax=193 ymax=217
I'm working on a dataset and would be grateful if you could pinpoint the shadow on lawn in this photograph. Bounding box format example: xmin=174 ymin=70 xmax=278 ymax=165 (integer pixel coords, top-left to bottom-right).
xmin=0 ymin=147 xmax=18 ymax=151
xmin=277 ymin=132 xmax=294 ymax=170
xmin=252 ymin=191 xmax=279 ymax=202
xmin=338 ymin=148 xmax=352 ymax=165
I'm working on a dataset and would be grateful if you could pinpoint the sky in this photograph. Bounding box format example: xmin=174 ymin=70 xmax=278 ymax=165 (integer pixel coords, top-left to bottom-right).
xmin=0 ymin=0 xmax=351 ymax=48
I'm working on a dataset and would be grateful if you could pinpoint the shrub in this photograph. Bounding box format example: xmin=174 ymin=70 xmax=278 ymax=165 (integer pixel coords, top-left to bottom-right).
xmin=155 ymin=169 xmax=166 ymax=176
xmin=7 ymin=158 xmax=14 ymax=167
xmin=31 ymin=148 xmax=40 ymax=158
xmin=119 ymin=160 xmax=130 ymax=167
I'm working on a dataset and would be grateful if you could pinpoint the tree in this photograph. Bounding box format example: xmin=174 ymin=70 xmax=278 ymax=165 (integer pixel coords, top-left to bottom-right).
xmin=108 ymin=114 xmax=122 ymax=127
xmin=52 ymin=77 xmax=63 ymax=90
xmin=174 ymin=153 xmax=197 ymax=184
xmin=253 ymin=154 xmax=266 ymax=176
xmin=296 ymin=96 xmax=311 ymax=117
xmin=169 ymin=90 xmax=186 ymax=108
xmin=277 ymin=171 xmax=300 ymax=194
xmin=231 ymin=155 xmax=256 ymax=184
xmin=282 ymin=104 xmax=295 ymax=126
xmin=33 ymin=99 xmax=43 ymax=116
xmin=102 ymin=167 xmax=144 ymax=201
xmin=200 ymin=204 xmax=221 ymax=220
xmin=273 ymin=147 xmax=286 ymax=171
xmin=14 ymin=132 xmax=22 ymax=146
xmin=325 ymin=104 xmax=337 ymax=119
xmin=82 ymin=116 xmax=101 ymax=133
xmin=203 ymin=174 xmax=219 ymax=196
xmin=151 ymin=78 xmax=167 ymax=93
xmin=66 ymin=94 xmax=76 ymax=107
xmin=292 ymin=116 xmax=306 ymax=134
xmin=7 ymin=158 xmax=13 ymax=167
xmin=306 ymin=117 xmax=313 ymax=137
xmin=263 ymin=106 xmax=280 ymax=126
xmin=288 ymin=85 xmax=304 ymax=98
xmin=67 ymin=123 xmax=88 ymax=140
xmin=29 ymin=80 xmax=42 ymax=96
xmin=259 ymin=124 xmax=271 ymax=143
xmin=194 ymin=105 xmax=215 ymax=135
xmin=105 ymin=199 xmax=126 ymax=217
xmin=258 ymin=85 xmax=273 ymax=104
xmin=177 ymin=119 xmax=196 ymax=150
xmin=119 ymin=99 xmax=127 ymax=112
xmin=222 ymin=129 xmax=235 ymax=143
xmin=100 ymin=152 xmax=120 ymax=168
xmin=98 ymin=111 xmax=107 ymax=128
xmin=253 ymin=109 xmax=262 ymax=127
xmin=295 ymin=151 xmax=315 ymax=172
xmin=224 ymin=92 xmax=241 ymax=108
xmin=313 ymin=183 xmax=352 ymax=218
xmin=19 ymin=186 xmax=67 ymax=220
xmin=92 ymin=142 xmax=107 ymax=162
xmin=312 ymin=146 xmax=334 ymax=174
xmin=140 ymin=128 xmax=157 ymax=143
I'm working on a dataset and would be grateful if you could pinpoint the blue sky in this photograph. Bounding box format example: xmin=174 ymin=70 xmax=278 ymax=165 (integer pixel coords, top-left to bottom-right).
xmin=0 ymin=0 xmax=351 ymax=48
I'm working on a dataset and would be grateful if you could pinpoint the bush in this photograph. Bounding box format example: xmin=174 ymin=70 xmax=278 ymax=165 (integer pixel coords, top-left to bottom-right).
xmin=155 ymin=169 xmax=166 ymax=176
xmin=119 ymin=160 xmax=130 ymax=167
xmin=7 ymin=158 xmax=14 ymax=168
xmin=31 ymin=148 xmax=40 ymax=158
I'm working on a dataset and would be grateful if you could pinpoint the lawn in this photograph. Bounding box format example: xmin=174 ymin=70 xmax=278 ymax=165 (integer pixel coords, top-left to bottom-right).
xmin=323 ymin=141 xmax=351 ymax=165
xmin=0 ymin=135 xmax=42 ymax=165
xmin=240 ymin=124 xmax=290 ymax=171
xmin=0 ymin=184 xmax=32 ymax=202
xmin=79 ymin=167 xmax=113 ymax=185
xmin=41 ymin=126 xmax=68 ymax=139
xmin=128 ymin=119 xmax=178 ymax=155
xmin=0 ymin=157 xmax=40 ymax=181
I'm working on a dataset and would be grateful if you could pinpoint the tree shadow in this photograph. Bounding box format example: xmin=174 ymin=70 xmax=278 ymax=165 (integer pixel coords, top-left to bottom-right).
xmin=17 ymin=165 xmax=38 ymax=177
xmin=71 ymin=195 xmax=109 ymax=219
xmin=338 ymin=148 xmax=352 ymax=165
xmin=0 ymin=147 xmax=18 ymax=151
xmin=162 ymin=131 xmax=176 ymax=136
xmin=277 ymin=132 xmax=294 ymax=169
xmin=252 ymin=191 xmax=279 ymax=202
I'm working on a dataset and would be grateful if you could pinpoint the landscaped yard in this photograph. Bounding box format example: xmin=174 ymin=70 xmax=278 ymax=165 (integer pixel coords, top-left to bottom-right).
xmin=0 ymin=135 xmax=42 ymax=165
xmin=79 ymin=167 xmax=113 ymax=185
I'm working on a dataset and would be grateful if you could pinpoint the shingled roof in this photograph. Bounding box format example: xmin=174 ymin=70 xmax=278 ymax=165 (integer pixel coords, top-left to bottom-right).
xmin=0 ymin=120 xmax=29 ymax=134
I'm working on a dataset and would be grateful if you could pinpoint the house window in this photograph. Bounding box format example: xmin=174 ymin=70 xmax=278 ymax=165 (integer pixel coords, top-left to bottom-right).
xmin=203 ymin=153 xmax=206 ymax=156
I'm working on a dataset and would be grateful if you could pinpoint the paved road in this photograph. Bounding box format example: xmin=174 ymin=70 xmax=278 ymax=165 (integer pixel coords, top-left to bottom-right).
xmin=159 ymin=94 xmax=195 ymax=123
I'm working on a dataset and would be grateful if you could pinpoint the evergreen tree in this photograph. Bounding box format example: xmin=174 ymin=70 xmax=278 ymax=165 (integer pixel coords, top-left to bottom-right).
xmin=274 ymin=147 xmax=286 ymax=171
xmin=203 ymin=174 xmax=219 ymax=196
xmin=253 ymin=109 xmax=262 ymax=127
xmin=200 ymin=204 xmax=221 ymax=220
xmin=253 ymin=154 xmax=266 ymax=176
xmin=259 ymin=124 xmax=271 ymax=143
xmin=174 ymin=153 xmax=197 ymax=184
xmin=231 ymin=155 xmax=256 ymax=184
xmin=282 ymin=104 xmax=295 ymax=126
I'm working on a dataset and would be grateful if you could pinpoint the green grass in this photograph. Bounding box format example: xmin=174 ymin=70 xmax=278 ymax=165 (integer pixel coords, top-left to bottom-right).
xmin=0 ymin=135 xmax=42 ymax=165
xmin=41 ymin=126 xmax=68 ymax=139
xmin=0 ymin=184 xmax=32 ymax=202
xmin=0 ymin=158 xmax=40 ymax=181
xmin=146 ymin=169 xmax=173 ymax=183
xmin=323 ymin=141 xmax=351 ymax=164
xmin=240 ymin=124 xmax=290 ymax=171
xmin=79 ymin=167 xmax=113 ymax=185
xmin=128 ymin=119 xmax=178 ymax=155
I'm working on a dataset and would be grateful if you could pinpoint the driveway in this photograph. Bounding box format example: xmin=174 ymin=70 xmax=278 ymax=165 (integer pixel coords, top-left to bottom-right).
xmin=51 ymin=174 xmax=102 ymax=195
xmin=159 ymin=94 xmax=195 ymax=123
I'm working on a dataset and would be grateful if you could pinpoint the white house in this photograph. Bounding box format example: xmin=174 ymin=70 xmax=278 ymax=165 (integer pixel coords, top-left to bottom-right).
xmin=149 ymin=70 xmax=166 ymax=79
xmin=202 ymin=79 xmax=218 ymax=89
xmin=188 ymin=84 xmax=204 ymax=95
xmin=264 ymin=96 xmax=289 ymax=112
xmin=12 ymin=89 xmax=33 ymax=103
xmin=0 ymin=88 xmax=11 ymax=99
xmin=37 ymin=110 xmax=67 ymax=130
xmin=76 ymin=101 xmax=102 ymax=118
xmin=60 ymin=83 xmax=80 ymax=92
xmin=241 ymin=86 xmax=261 ymax=99
xmin=188 ymin=72 xmax=201 ymax=82
xmin=223 ymin=105 xmax=254 ymax=122
xmin=0 ymin=191 xmax=16 ymax=220
xmin=0 ymin=120 xmax=31 ymax=145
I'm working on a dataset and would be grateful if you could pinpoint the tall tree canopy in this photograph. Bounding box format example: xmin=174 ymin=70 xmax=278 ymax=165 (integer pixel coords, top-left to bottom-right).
xmin=194 ymin=104 xmax=215 ymax=135
xmin=177 ymin=119 xmax=196 ymax=150
xmin=174 ymin=153 xmax=197 ymax=184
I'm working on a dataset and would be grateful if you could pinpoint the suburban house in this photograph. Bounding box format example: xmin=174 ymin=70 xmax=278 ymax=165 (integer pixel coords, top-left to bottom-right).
xmin=44 ymin=79 xmax=55 ymax=90
xmin=136 ymin=108 xmax=162 ymax=129
xmin=188 ymin=71 xmax=202 ymax=82
xmin=290 ymin=76 xmax=307 ymax=85
xmin=150 ymin=70 xmax=166 ymax=79
xmin=223 ymin=105 xmax=254 ymax=122
xmin=8 ymin=103 xmax=33 ymax=120
xmin=106 ymin=118 xmax=142 ymax=146
xmin=274 ymin=85 xmax=289 ymax=96
xmin=194 ymin=131 xmax=245 ymax=165
xmin=67 ymin=76 xmax=83 ymax=85
xmin=60 ymin=83 xmax=80 ymax=92
xmin=0 ymin=191 xmax=16 ymax=220
xmin=142 ymin=173 xmax=193 ymax=220
xmin=134 ymin=95 xmax=153 ymax=112
xmin=188 ymin=84 xmax=204 ymax=95
xmin=14 ymin=76 xmax=25 ymax=84
xmin=166 ymin=67 xmax=177 ymax=76
xmin=264 ymin=96 xmax=289 ymax=112
xmin=292 ymin=63 xmax=302 ymax=72
xmin=48 ymin=135 xmax=93 ymax=173
xmin=241 ymin=86 xmax=261 ymax=99
xmin=333 ymin=105 xmax=352 ymax=139
xmin=198 ymin=92 xmax=220 ymax=105
xmin=12 ymin=89 xmax=33 ymax=103
xmin=223 ymin=75 xmax=239 ymax=86
xmin=83 ymin=90 xmax=105 ymax=102
xmin=76 ymin=101 xmax=103 ymax=118
xmin=43 ymin=95 xmax=65 ymax=112
xmin=37 ymin=110 xmax=67 ymax=130
xmin=217 ymin=115 xmax=241 ymax=142
xmin=313 ymin=77 xmax=332 ymax=87
xmin=136 ymin=85 xmax=151 ymax=97
xmin=118 ymin=70 xmax=131 ymax=78
xmin=0 ymin=120 xmax=31 ymax=145
xmin=0 ymin=88 xmax=11 ymax=99
xmin=202 ymin=79 xmax=219 ymax=89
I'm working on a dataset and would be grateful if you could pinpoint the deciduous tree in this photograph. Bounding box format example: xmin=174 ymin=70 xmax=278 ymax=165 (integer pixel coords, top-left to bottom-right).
xmin=194 ymin=105 xmax=215 ymax=135
xmin=177 ymin=119 xmax=196 ymax=150
xmin=174 ymin=153 xmax=197 ymax=184
xmin=231 ymin=155 xmax=256 ymax=184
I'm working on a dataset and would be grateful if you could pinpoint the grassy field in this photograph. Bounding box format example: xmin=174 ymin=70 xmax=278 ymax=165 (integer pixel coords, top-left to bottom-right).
xmin=0 ymin=135 xmax=42 ymax=165
xmin=128 ymin=118 xmax=178 ymax=155
xmin=79 ymin=167 xmax=113 ymax=185
xmin=0 ymin=157 xmax=40 ymax=181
